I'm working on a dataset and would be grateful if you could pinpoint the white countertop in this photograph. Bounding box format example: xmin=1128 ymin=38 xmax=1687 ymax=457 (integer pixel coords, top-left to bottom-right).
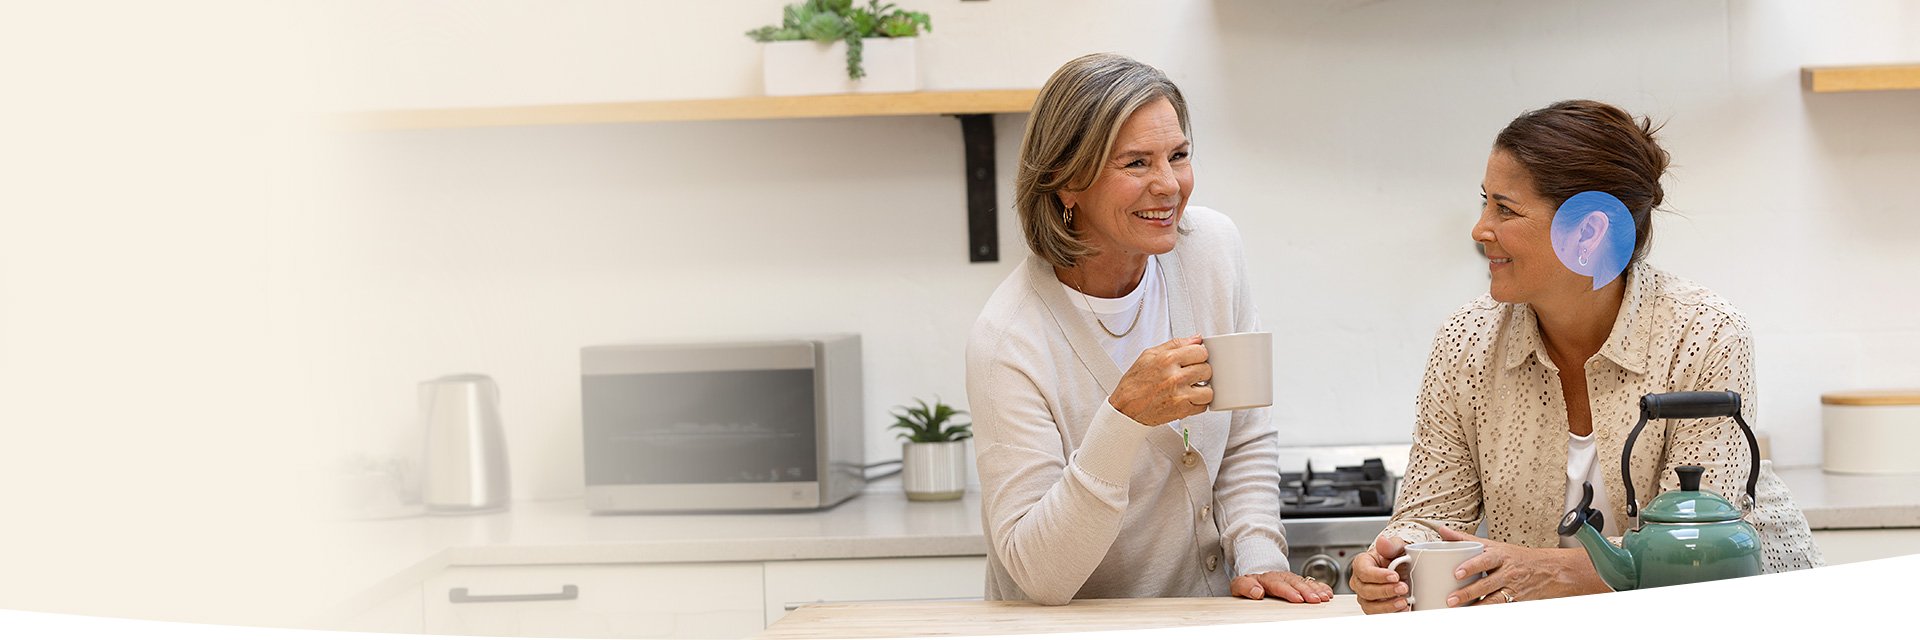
xmin=316 ymin=466 xmax=1920 ymax=625
xmin=1772 ymin=465 xmax=1920 ymax=529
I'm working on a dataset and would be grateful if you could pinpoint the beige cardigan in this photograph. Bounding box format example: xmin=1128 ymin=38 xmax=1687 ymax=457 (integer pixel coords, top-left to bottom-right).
xmin=965 ymin=207 xmax=1289 ymax=605
xmin=1382 ymin=263 xmax=1823 ymax=572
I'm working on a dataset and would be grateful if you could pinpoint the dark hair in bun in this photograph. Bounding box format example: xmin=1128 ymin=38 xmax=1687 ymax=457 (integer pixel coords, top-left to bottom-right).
xmin=1494 ymin=99 xmax=1669 ymax=266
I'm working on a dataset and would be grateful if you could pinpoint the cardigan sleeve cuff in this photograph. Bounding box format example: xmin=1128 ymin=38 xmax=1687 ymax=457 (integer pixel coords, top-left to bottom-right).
xmin=1071 ymin=400 xmax=1150 ymax=487
xmin=1232 ymin=536 xmax=1290 ymax=576
xmin=1379 ymin=521 xmax=1442 ymax=546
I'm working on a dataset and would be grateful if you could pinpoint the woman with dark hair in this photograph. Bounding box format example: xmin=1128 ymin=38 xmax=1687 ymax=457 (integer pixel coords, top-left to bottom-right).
xmin=1347 ymin=100 xmax=1822 ymax=613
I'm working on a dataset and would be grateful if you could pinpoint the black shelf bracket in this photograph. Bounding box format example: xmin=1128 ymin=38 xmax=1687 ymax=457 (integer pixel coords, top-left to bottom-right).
xmin=957 ymin=114 xmax=999 ymax=263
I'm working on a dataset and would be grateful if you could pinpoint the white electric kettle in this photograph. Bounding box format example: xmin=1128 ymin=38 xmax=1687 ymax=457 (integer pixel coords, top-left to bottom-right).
xmin=420 ymin=374 xmax=511 ymax=513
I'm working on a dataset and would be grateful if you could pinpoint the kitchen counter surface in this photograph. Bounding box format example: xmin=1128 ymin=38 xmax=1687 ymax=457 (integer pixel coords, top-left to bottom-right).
xmin=326 ymin=466 xmax=1914 ymax=568
xmin=755 ymin=555 xmax=1920 ymax=638
xmin=436 ymin=488 xmax=985 ymax=566
xmin=1772 ymin=465 xmax=1920 ymax=529
xmin=756 ymin=595 xmax=1364 ymax=639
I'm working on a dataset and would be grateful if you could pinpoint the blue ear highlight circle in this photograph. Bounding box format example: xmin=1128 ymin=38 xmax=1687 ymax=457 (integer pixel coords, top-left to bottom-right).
xmin=1551 ymin=191 xmax=1636 ymax=290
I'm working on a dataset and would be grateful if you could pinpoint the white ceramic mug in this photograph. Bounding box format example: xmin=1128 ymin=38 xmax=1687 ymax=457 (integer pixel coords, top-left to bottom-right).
xmin=1385 ymin=541 xmax=1485 ymax=611
xmin=1200 ymin=331 xmax=1273 ymax=411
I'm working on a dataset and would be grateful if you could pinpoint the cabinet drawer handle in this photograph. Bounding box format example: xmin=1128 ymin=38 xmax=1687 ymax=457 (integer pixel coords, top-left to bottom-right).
xmin=449 ymin=584 xmax=580 ymax=604
xmin=784 ymin=596 xmax=980 ymax=611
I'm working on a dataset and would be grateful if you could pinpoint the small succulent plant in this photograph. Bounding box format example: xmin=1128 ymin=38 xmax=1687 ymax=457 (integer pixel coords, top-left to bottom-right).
xmin=746 ymin=0 xmax=933 ymax=80
xmin=888 ymin=397 xmax=971 ymax=443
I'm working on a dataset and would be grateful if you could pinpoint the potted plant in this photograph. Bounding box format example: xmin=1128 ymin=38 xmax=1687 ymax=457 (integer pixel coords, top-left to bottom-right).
xmin=746 ymin=0 xmax=932 ymax=96
xmin=889 ymin=397 xmax=971 ymax=501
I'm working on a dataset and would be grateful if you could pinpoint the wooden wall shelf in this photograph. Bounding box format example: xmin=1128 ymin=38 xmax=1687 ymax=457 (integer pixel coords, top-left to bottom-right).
xmin=337 ymin=89 xmax=1040 ymax=263
xmin=338 ymin=89 xmax=1039 ymax=131
xmin=1801 ymin=64 xmax=1920 ymax=93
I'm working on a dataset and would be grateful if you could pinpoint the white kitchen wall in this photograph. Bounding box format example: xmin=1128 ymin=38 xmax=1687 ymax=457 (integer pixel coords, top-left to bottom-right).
xmin=304 ymin=0 xmax=1920 ymax=501
xmin=1 ymin=0 xmax=1914 ymax=625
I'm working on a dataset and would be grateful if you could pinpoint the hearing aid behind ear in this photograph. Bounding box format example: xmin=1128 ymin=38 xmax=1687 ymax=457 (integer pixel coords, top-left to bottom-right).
xmin=1551 ymin=191 xmax=1636 ymax=290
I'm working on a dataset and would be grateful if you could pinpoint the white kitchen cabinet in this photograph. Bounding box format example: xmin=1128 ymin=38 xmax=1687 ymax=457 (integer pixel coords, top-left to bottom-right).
xmin=762 ymin=555 xmax=986 ymax=627
xmin=423 ymin=563 xmax=764 ymax=639
xmin=1812 ymin=529 xmax=1920 ymax=565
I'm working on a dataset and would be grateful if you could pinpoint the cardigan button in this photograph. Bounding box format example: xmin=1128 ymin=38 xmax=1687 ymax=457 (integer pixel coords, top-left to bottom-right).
xmin=1181 ymin=450 xmax=1199 ymax=467
xmin=1200 ymin=504 xmax=1212 ymax=521
xmin=1206 ymin=555 xmax=1220 ymax=572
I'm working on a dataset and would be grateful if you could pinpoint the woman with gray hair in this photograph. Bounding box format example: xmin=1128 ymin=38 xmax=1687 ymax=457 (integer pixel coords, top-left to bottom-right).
xmin=965 ymin=53 xmax=1326 ymax=606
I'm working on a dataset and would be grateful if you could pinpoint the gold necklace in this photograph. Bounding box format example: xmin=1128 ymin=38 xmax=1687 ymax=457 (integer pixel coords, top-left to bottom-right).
xmin=1074 ymin=257 xmax=1155 ymax=338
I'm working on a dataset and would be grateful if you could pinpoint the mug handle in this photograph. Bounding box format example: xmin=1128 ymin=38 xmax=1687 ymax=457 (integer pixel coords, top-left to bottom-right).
xmin=1385 ymin=554 xmax=1415 ymax=605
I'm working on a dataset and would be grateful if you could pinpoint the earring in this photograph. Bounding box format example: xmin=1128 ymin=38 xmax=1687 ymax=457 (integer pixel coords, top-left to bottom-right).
xmin=1578 ymin=254 xmax=1590 ymax=267
xmin=1063 ymin=207 xmax=1074 ymax=225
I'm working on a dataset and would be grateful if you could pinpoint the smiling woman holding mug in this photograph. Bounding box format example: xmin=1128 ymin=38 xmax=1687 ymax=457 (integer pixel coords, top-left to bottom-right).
xmin=1349 ymin=100 xmax=1824 ymax=613
xmin=965 ymin=53 xmax=1327 ymax=606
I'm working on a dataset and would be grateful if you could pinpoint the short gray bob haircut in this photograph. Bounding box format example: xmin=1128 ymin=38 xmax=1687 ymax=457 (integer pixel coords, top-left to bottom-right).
xmin=1014 ymin=53 xmax=1191 ymax=269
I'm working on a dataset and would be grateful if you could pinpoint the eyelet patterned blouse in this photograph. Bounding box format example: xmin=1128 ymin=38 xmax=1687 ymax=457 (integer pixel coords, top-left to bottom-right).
xmin=1380 ymin=262 xmax=1824 ymax=572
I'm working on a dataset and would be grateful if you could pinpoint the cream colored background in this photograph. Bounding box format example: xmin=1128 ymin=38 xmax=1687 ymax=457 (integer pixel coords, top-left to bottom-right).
xmin=1 ymin=0 xmax=1916 ymax=626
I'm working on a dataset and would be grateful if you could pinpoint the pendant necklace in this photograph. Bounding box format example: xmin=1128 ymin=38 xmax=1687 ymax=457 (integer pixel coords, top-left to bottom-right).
xmin=1079 ymin=257 xmax=1197 ymax=465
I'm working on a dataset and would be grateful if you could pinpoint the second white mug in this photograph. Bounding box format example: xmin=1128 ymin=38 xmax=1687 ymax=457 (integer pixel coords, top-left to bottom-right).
xmin=1385 ymin=540 xmax=1485 ymax=611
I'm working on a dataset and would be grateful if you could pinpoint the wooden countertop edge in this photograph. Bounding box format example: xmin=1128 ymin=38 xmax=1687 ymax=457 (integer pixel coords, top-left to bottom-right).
xmin=756 ymin=596 xmax=1365 ymax=639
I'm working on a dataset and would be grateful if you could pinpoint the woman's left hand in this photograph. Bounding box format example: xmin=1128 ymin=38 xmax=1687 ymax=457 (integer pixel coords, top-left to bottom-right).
xmin=1429 ymin=525 xmax=1609 ymax=606
xmin=1231 ymin=571 xmax=1334 ymax=603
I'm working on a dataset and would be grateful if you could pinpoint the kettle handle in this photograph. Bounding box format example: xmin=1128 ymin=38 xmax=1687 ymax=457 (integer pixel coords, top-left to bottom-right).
xmin=1621 ymin=391 xmax=1761 ymax=519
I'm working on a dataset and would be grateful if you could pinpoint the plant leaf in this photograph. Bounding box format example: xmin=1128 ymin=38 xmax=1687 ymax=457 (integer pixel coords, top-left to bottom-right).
xmin=893 ymin=397 xmax=975 ymax=441
xmin=848 ymin=7 xmax=877 ymax=37
xmin=844 ymin=29 xmax=864 ymax=78
xmin=801 ymin=12 xmax=849 ymax=43
xmin=782 ymin=3 xmax=805 ymax=30
xmin=939 ymin=423 xmax=973 ymax=441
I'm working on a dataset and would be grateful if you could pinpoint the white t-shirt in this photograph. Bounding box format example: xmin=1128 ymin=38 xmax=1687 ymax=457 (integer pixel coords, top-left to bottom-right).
xmin=1061 ymin=257 xmax=1178 ymax=433
xmin=1560 ymin=431 xmax=1622 ymax=547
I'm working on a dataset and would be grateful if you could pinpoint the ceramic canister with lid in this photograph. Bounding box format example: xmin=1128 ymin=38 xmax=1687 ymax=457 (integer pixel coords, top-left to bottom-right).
xmin=1822 ymin=389 xmax=1920 ymax=474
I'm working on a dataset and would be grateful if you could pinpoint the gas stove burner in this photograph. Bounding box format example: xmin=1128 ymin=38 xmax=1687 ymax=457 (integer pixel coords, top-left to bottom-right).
xmin=1274 ymin=447 xmax=1409 ymax=595
xmin=1284 ymin=494 xmax=1350 ymax=509
xmin=1278 ymin=456 xmax=1396 ymax=518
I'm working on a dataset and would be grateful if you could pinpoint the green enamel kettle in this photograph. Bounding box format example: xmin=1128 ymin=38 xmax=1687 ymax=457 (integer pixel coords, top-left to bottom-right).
xmin=1557 ymin=391 xmax=1764 ymax=590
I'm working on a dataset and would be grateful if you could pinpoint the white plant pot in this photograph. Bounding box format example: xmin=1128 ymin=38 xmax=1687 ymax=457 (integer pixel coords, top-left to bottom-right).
xmin=761 ymin=37 xmax=919 ymax=97
xmin=901 ymin=440 xmax=968 ymax=502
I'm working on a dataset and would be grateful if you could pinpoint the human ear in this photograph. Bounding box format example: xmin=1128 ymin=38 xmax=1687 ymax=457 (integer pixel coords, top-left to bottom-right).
xmin=1576 ymin=212 xmax=1611 ymax=262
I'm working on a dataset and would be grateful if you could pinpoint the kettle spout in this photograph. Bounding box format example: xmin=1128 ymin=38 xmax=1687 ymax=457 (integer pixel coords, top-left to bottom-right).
xmin=1568 ymin=521 xmax=1637 ymax=591
xmin=1558 ymin=482 xmax=1637 ymax=591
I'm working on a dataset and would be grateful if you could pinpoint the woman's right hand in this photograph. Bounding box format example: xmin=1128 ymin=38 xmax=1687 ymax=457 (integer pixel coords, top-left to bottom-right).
xmin=1350 ymin=535 xmax=1411 ymax=614
xmin=1109 ymin=336 xmax=1213 ymax=426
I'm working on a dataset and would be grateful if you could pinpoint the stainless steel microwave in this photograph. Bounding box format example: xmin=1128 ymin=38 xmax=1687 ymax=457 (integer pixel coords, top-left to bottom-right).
xmin=580 ymin=335 xmax=865 ymax=512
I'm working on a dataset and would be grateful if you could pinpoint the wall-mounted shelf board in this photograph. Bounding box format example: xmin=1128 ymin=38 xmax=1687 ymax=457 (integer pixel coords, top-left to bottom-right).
xmin=336 ymin=89 xmax=1040 ymax=263
xmin=1801 ymin=64 xmax=1920 ymax=93
xmin=337 ymin=89 xmax=1039 ymax=130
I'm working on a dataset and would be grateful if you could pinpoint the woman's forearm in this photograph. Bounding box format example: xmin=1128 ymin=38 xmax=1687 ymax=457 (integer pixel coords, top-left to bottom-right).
xmin=975 ymin=403 xmax=1149 ymax=605
xmin=1214 ymin=416 xmax=1286 ymax=575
